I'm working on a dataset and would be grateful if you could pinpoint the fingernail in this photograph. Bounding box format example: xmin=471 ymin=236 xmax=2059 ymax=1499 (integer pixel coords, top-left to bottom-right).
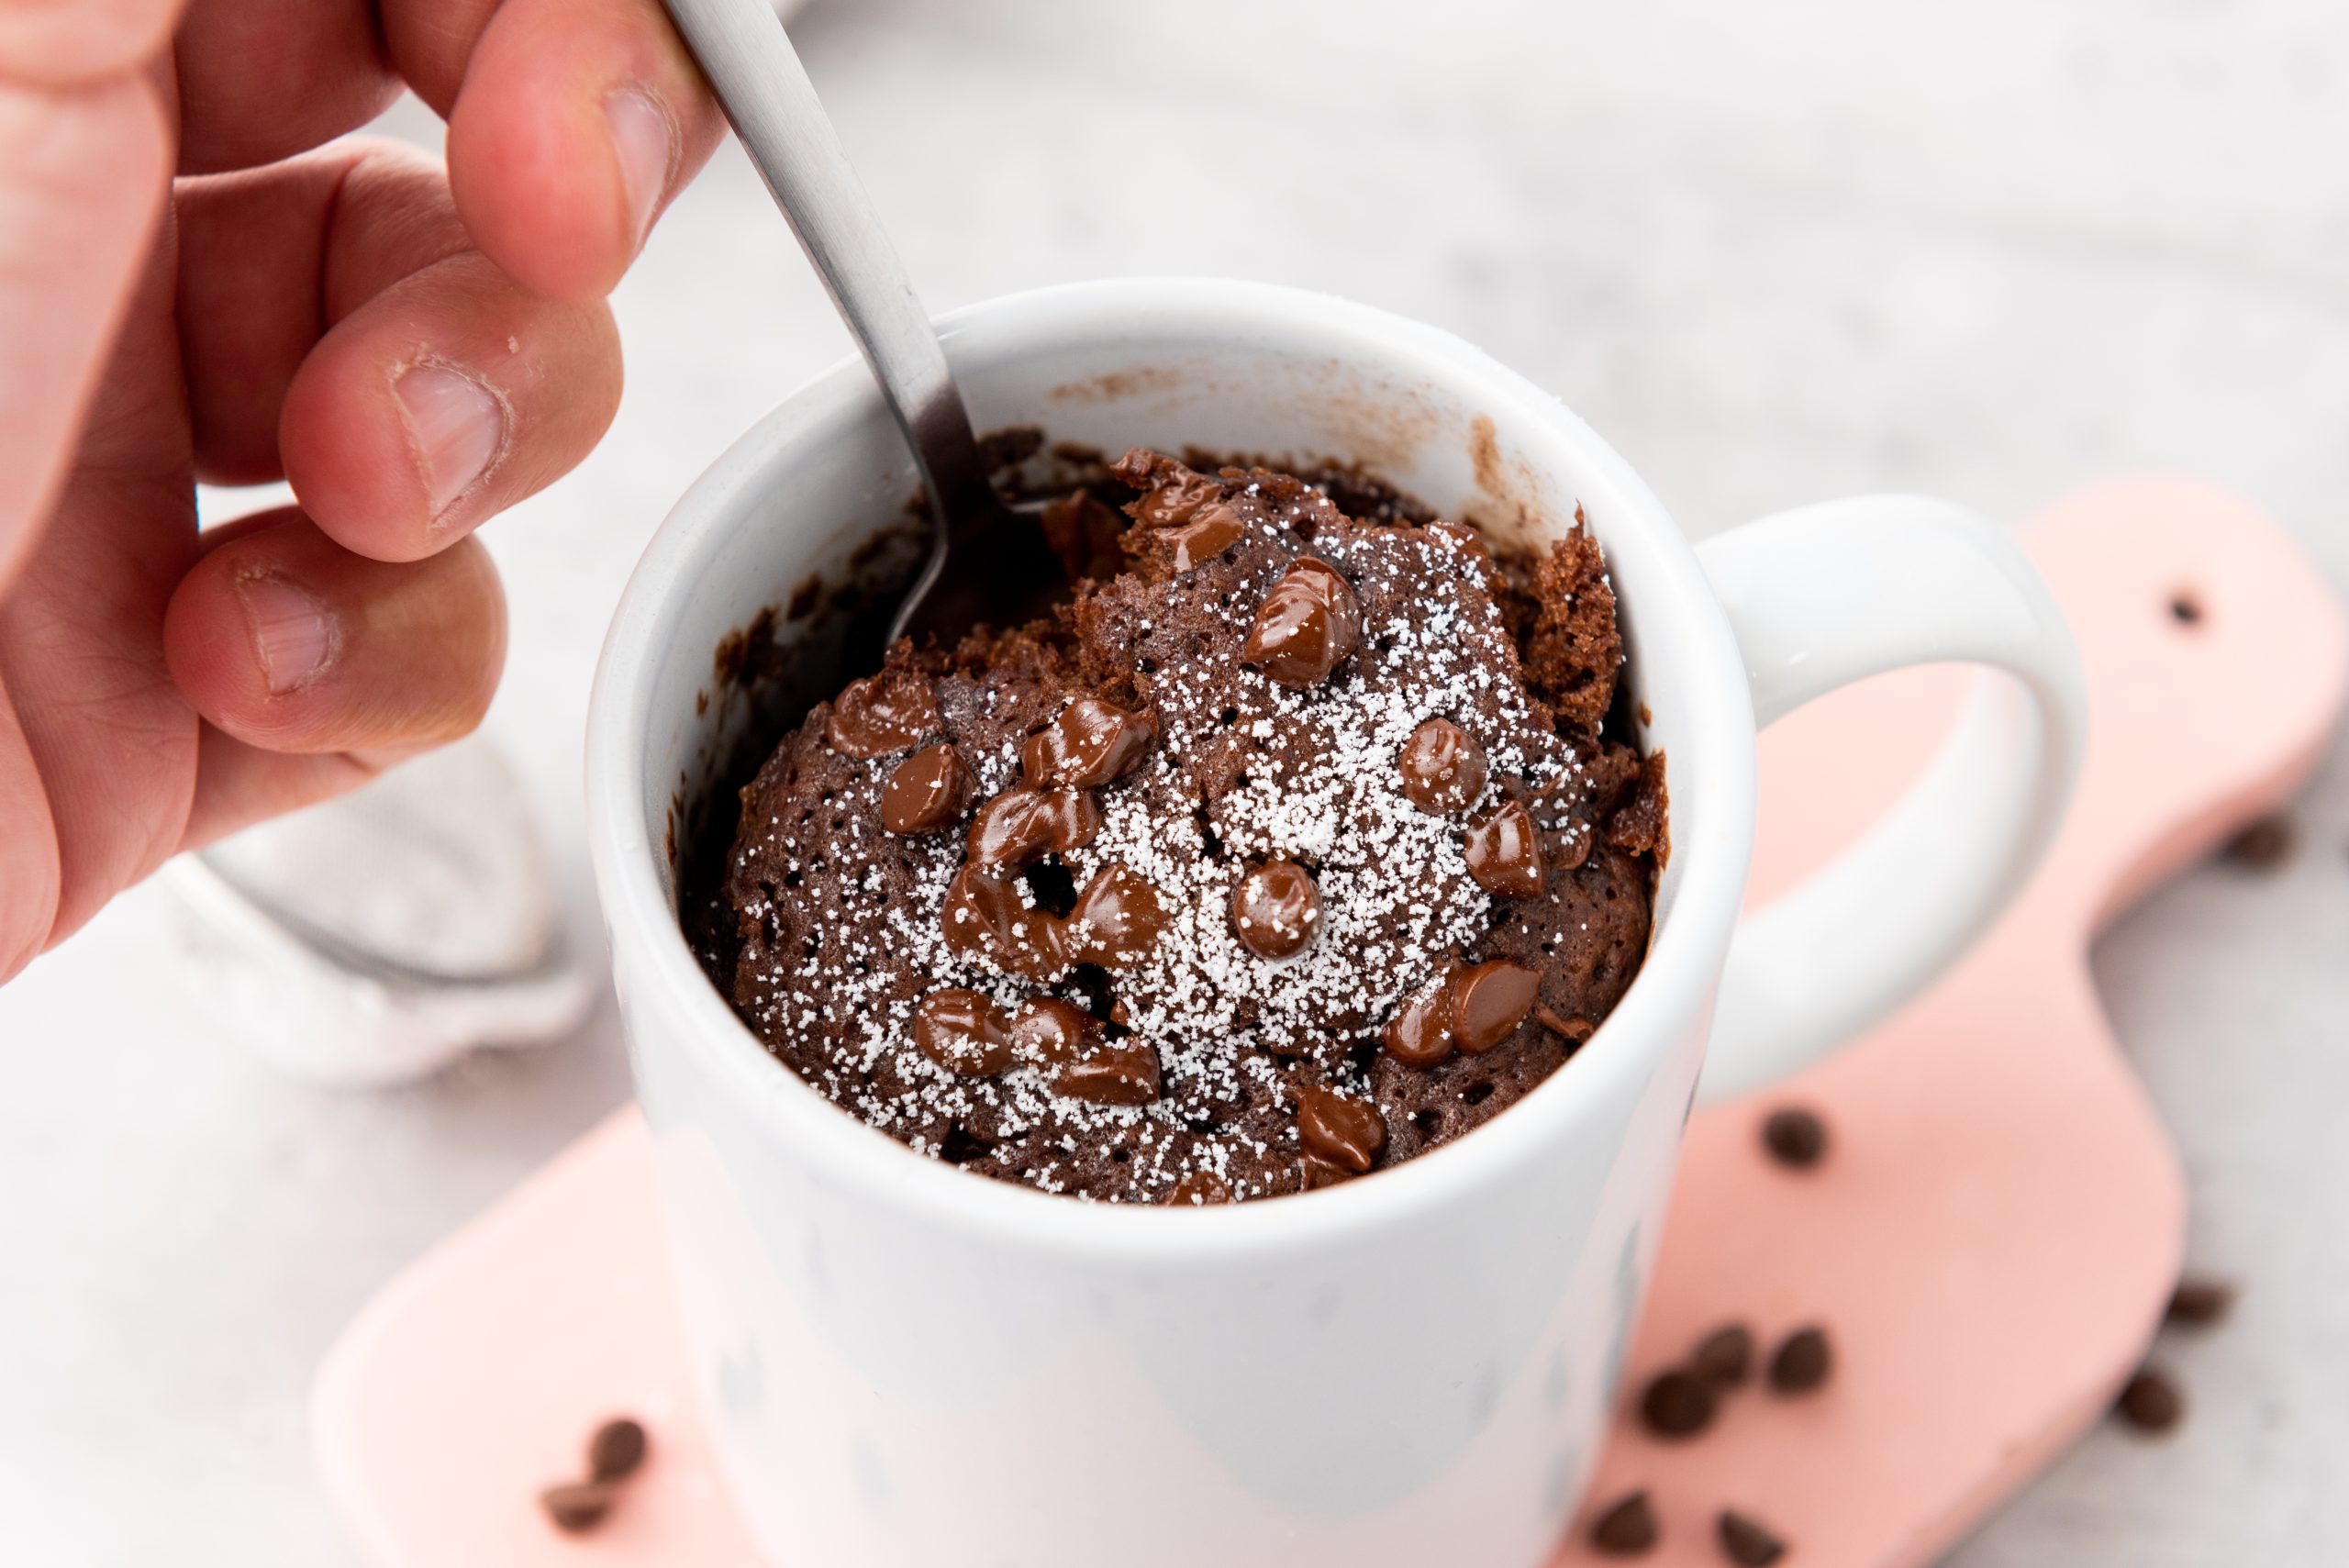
xmin=238 ymin=573 xmax=338 ymax=695
xmin=393 ymin=361 xmax=507 ymax=523
xmin=604 ymin=84 xmax=674 ymax=250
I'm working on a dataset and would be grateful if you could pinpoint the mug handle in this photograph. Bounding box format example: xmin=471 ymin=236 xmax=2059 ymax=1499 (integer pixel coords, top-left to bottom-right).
xmin=1691 ymin=496 xmax=2089 ymax=1102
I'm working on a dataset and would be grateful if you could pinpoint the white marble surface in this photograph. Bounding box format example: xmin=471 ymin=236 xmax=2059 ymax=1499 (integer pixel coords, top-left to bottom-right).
xmin=5 ymin=1 xmax=2348 ymax=1562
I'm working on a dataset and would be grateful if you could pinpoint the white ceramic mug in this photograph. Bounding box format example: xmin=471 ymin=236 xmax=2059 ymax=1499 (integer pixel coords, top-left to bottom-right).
xmin=585 ymin=279 xmax=2086 ymax=1568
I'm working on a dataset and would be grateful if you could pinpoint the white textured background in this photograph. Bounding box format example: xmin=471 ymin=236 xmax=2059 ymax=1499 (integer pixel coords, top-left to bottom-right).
xmin=4 ymin=1 xmax=2346 ymax=1562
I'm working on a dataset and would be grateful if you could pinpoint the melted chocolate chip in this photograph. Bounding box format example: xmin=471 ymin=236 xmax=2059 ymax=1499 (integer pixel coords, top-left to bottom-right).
xmin=1063 ymin=864 xmax=1167 ymax=969
xmin=1009 ymin=996 xmax=1097 ymax=1065
xmin=1717 ymin=1511 xmax=1787 ymax=1567
xmin=1166 ymin=503 xmax=1245 ymax=570
xmin=1055 ymin=1042 xmax=1161 ymax=1106
xmin=881 ymin=744 xmax=974 ymax=835
xmin=1021 ymin=697 xmax=1158 ymax=789
xmin=1448 ymin=961 xmax=1540 ymax=1053
xmin=1397 ymin=717 xmax=1488 ymax=814
xmin=1545 ymin=825 xmax=1595 ymax=871
xmin=912 ymin=988 xmax=1016 ymax=1076
xmin=1295 ymin=1083 xmax=1387 ymax=1173
xmin=1464 ymin=798 xmax=1547 ymax=896
xmin=1167 ymin=1169 xmax=1234 ymax=1206
xmin=1230 ymin=860 xmax=1322 ymax=960
xmin=1242 ymin=557 xmax=1362 ymax=687
xmin=1299 ymin=1151 xmax=1356 ymax=1189
xmin=824 ymin=669 xmax=939 ymax=758
xmin=968 ymin=785 xmax=1103 ymax=870
xmin=1381 ymin=975 xmax=1457 ymax=1068
xmin=1132 ymin=472 xmax=1221 ymax=528
xmin=941 ymin=865 xmax=1066 ymax=980
xmin=1535 ymin=1005 xmax=1595 ymax=1042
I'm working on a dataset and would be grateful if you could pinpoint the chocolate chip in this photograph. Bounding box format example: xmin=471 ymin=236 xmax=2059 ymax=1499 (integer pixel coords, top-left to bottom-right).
xmin=1545 ymin=824 xmax=1595 ymax=871
xmin=1242 ymin=556 xmax=1362 ymax=687
xmin=2116 ymin=1368 xmax=2184 ymax=1433
xmin=824 ymin=669 xmax=939 ymax=758
xmin=1448 ymin=961 xmax=1541 ymax=1053
xmin=2166 ymin=1277 xmax=2236 ymax=1328
xmin=941 ymin=865 xmax=1067 ymax=980
xmin=1299 ymin=1151 xmax=1356 ymax=1189
xmin=1639 ymin=1368 xmax=1716 ymax=1438
xmin=1760 ymin=1106 xmax=1827 ymax=1169
xmin=1168 ymin=1169 xmax=1233 ymax=1206
xmin=1464 ymin=798 xmax=1548 ymax=897
xmin=1062 ymin=863 xmax=1166 ymax=969
xmin=1295 ymin=1083 xmax=1388 ymax=1173
xmin=1230 ymin=860 xmax=1323 ymax=960
xmin=1692 ymin=1324 xmax=1754 ymax=1386
xmin=1535 ymin=1005 xmax=1595 ymax=1042
xmin=1381 ymin=975 xmax=1457 ymax=1068
xmin=1397 ymin=716 xmax=1488 ymax=814
xmin=1587 ymin=1490 xmax=1659 ymax=1556
xmin=2224 ymin=814 xmax=2293 ymax=868
xmin=1166 ymin=503 xmax=1247 ymax=570
xmin=967 ymin=785 xmax=1103 ymax=870
xmin=1008 ymin=996 xmax=1097 ymax=1065
xmin=1021 ymin=697 xmax=1158 ymax=789
xmin=586 ymin=1417 xmax=649 ymax=1485
xmin=540 ymin=1480 xmax=614 ymax=1535
xmin=881 ymin=744 xmax=974 ymax=834
xmin=1767 ymin=1326 xmax=1831 ymax=1394
xmin=1717 ymin=1509 xmax=1787 ymax=1566
xmin=912 ymin=989 xmax=1016 ymax=1076
xmin=1055 ymin=1041 xmax=1162 ymax=1106
xmin=1132 ymin=470 xmax=1221 ymax=528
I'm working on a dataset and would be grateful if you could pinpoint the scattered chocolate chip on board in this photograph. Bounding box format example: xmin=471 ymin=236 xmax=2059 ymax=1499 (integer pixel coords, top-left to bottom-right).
xmin=2223 ymin=813 xmax=2294 ymax=868
xmin=2166 ymin=1276 xmax=2236 ymax=1328
xmin=540 ymin=1480 xmax=613 ymax=1535
xmin=1717 ymin=1509 xmax=1788 ymax=1566
xmin=1691 ymin=1322 xmax=1754 ymax=1386
xmin=587 ymin=1416 xmax=649 ymax=1484
xmin=1760 ymin=1106 xmax=1828 ymax=1169
xmin=1640 ymin=1368 xmax=1718 ymax=1439
xmin=1767 ymin=1325 xmax=1833 ymax=1394
xmin=2116 ymin=1367 xmax=2185 ymax=1433
xmin=1587 ymin=1489 xmax=1660 ymax=1556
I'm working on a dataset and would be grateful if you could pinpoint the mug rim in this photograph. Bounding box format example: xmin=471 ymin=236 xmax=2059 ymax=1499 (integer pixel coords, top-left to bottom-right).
xmin=584 ymin=276 xmax=1758 ymax=1262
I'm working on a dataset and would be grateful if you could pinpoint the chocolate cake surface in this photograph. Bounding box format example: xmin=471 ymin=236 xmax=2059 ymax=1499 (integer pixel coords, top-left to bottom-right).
xmin=707 ymin=450 xmax=1664 ymax=1204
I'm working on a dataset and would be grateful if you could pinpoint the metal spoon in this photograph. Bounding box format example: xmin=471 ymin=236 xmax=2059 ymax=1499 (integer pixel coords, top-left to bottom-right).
xmin=658 ymin=0 xmax=1062 ymax=651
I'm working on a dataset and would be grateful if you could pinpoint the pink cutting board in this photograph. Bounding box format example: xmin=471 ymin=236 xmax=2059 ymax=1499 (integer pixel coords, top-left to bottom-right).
xmin=313 ymin=478 xmax=2347 ymax=1568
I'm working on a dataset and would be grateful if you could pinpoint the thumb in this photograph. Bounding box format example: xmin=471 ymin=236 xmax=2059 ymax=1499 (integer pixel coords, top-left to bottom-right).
xmin=0 ymin=5 xmax=178 ymax=592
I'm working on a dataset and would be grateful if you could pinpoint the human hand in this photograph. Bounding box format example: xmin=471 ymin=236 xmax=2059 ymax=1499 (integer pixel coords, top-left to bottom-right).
xmin=0 ymin=0 xmax=726 ymax=983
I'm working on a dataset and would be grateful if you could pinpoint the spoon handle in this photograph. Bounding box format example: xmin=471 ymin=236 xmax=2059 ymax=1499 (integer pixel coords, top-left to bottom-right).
xmin=658 ymin=0 xmax=996 ymax=533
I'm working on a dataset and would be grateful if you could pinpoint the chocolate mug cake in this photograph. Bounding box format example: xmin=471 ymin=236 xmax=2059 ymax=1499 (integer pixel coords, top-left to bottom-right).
xmin=698 ymin=448 xmax=1664 ymax=1204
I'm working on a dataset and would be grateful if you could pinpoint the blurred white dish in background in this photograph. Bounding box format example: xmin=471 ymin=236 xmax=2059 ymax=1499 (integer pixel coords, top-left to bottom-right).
xmin=162 ymin=738 xmax=596 ymax=1087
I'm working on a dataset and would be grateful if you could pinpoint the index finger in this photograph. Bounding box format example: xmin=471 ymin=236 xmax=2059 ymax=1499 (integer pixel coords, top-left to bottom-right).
xmin=0 ymin=0 xmax=181 ymax=87
xmin=387 ymin=0 xmax=727 ymax=303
